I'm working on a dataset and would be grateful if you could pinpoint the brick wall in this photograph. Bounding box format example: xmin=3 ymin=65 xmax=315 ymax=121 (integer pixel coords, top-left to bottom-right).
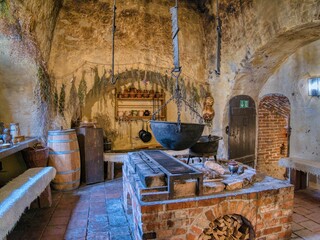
xmin=257 ymin=95 xmax=290 ymax=179
xmin=123 ymin=167 xmax=294 ymax=240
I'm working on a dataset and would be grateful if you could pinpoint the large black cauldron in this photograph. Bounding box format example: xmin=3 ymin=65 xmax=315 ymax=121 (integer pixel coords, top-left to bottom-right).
xmin=188 ymin=135 xmax=222 ymax=163
xmin=150 ymin=120 xmax=205 ymax=150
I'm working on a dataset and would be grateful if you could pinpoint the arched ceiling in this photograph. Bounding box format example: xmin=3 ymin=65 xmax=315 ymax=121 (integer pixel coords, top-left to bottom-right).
xmin=233 ymin=22 xmax=320 ymax=98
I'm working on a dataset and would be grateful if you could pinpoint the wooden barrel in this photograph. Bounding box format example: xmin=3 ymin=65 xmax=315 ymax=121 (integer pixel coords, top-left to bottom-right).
xmin=47 ymin=129 xmax=81 ymax=191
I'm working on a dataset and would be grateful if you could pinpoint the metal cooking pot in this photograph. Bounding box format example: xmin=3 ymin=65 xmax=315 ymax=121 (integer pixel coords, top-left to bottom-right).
xmin=143 ymin=110 xmax=150 ymax=116
xmin=139 ymin=121 xmax=152 ymax=143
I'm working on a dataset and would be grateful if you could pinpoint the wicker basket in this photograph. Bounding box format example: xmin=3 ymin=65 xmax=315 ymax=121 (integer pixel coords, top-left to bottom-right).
xmin=22 ymin=146 xmax=49 ymax=168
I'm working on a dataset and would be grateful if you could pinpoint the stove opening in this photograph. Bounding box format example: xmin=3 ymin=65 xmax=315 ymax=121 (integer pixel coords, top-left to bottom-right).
xmin=199 ymin=214 xmax=254 ymax=240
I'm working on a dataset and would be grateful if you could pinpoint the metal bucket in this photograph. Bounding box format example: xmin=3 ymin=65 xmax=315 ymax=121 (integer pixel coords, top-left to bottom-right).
xmin=150 ymin=120 xmax=205 ymax=150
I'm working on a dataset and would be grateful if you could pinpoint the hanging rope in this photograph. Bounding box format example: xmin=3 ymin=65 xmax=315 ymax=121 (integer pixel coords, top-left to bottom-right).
xmin=111 ymin=0 xmax=118 ymax=84
xmin=151 ymin=0 xmax=204 ymax=130
xmin=215 ymin=0 xmax=221 ymax=75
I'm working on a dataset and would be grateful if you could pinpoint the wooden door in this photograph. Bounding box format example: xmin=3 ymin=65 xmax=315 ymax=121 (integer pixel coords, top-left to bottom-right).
xmin=228 ymin=95 xmax=256 ymax=167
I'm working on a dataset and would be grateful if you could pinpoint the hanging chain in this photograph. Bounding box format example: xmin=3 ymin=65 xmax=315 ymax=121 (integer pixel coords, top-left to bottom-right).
xmin=152 ymin=95 xmax=175 ymax=120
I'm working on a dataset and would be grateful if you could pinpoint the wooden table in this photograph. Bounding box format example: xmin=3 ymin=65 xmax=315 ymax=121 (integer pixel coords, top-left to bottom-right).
xmin=0 ymin=137 xmax=38 ymax=160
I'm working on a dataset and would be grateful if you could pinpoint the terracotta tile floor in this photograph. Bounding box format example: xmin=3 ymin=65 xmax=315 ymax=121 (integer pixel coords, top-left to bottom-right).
xmin=6 ymin=178 xmax=320 ymax=240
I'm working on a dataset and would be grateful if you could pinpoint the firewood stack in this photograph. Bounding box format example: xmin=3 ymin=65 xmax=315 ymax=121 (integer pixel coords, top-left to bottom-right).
xmin=199 ymin=214 xmax=250 ymax=240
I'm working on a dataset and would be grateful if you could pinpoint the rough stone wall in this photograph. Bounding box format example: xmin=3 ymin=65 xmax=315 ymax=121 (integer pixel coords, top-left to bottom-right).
xmin=1 ymin=0 xmax=320 ymax=156
xmin=48 ymin=0 xmax=207 ymax=81
xmin=47 ymin=0 xmax=209 ymax=149
xmin=207 ymin=0 xmax=320 ymax=157
xmin=0 ymin=0 xmax=61 ymax=136
xmin=260 ymin=39 xmax=320 ymax=162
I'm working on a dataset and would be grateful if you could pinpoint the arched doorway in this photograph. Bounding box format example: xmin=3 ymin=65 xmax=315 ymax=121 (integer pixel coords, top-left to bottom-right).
xmin=257 ymin=94 xmax=291 ymax=179
xmin=228 ymin=95 xmax=256 ymax=167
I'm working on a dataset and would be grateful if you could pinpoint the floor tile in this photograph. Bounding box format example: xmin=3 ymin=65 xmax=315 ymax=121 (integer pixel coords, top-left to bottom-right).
xmin=15 ymin=178 xmax=320 ymax=240
xmin=42 ymin=225 xmax=67 ymax=237
xmin=299 ymin=220 xmax=320 ymax=232
xmin=64 ymin=227 xmax=87 ymax=239
xmin=293 ymin=213 xmax=309 ymax=223
xmin=48 ymin=216 xmax=70 ymax=226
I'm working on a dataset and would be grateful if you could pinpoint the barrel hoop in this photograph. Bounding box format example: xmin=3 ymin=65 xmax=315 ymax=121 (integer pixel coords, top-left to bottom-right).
xmin=48 ymin=129 xmax=76 ymax=135
xmin=56 ymin=168 xmax=80 ymax=175
xmin=47 ymin=139 xmax=78 ymax=143
xmin=52 ymin=178 xmax=80 ymax=185
xmin=49 ymin=149 xmax=79 ymax=155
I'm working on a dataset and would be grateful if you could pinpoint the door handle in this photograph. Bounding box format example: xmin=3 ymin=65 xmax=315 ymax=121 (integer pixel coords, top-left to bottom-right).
xmin=225 ymin=126 xmax=229 ymax=134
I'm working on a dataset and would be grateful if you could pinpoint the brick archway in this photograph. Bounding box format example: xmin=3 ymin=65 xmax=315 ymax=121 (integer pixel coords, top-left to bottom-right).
xmin=257 ymin=94 xmax=291 ymax=179
xmin=187 ymin=201 xmax=256 ymax=239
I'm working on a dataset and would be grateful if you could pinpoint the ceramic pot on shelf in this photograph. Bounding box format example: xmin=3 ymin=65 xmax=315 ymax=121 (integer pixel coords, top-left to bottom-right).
xmin=10 ymin=123 xmax=21 ymax=139
xmin=136 ymin=89 xmax=142 ymax=98
xmin=138 ymin=110 xmax=144 ymax=117
xmin=128 ymin=85 xmax=136 ymax=98
xmin=142 ymin=90 xmax=149 ymax=98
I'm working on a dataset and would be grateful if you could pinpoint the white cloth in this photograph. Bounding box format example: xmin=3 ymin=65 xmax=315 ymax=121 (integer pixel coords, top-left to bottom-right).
xmin=279 ymin=157 xmax=320 ymax=176
xmin=0 ymin=167 xmax=56 ymax=239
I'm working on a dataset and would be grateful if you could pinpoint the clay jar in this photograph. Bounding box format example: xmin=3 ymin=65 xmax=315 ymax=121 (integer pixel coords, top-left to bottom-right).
xmin=138 ymin=110 xmax=144 ymax=117
xmin=154 ymin=91 xmax=160 ymax=98
xmin=142 ymin=90 xmax=149 ymax=98
xmin=123 ymin=89 xmax=129 ymax=98
xmin=136 ymin=89 xmax=142 ymax=98
xmin=129 ymin=86 xmax=137 ymax=98
xmin=149 ymin=89 xmax=155 ymax=98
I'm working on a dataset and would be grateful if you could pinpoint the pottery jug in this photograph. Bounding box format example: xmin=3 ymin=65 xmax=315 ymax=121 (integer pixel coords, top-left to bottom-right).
xmin=10 ymin=123 xmax=21 ymax=139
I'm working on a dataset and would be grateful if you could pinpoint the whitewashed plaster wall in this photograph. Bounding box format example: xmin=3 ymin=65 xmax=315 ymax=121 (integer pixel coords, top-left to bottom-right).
xmin=0 ymin=36 xmax=39 ymax=137
xmin=260 ymin=39 xmax=320 ymax=160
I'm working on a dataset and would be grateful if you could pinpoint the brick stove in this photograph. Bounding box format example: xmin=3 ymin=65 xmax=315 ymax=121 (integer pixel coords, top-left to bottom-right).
xmin=123 ymin=150 xmax=294 ymax=240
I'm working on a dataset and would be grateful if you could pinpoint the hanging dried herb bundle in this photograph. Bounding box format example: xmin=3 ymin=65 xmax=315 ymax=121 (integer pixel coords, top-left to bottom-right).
xmin=100 ymin=69 xmax=108 ymax=104
xmin=68 ymin=78 xmax=80 ymax=121
xmin=94 ymin=113 xmax=118 ymax=142
xmin=58 ymin=83 xmax=66 ymax=117
xmin=92 ymin=66 xmax=100 ymax=97
xmin=0 ymin=0 xmax=12 ymax=21
xmin=53 ymin=85 xmax=58 ymax=114
xmin=78 ymin=71 xmax=87 ymax=108
xmin=37 ymin=65 xmax=51 ymax=103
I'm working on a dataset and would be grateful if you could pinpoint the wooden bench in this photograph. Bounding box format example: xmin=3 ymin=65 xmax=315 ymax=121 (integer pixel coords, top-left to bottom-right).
xmin=279 ymin=157 xmax=320 ymax=190
xmin=0 ymin=167 xmax=56 ymax=239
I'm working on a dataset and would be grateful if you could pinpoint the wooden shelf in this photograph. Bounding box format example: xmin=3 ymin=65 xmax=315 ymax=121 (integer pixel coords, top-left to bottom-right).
xmin=115 ymin=88 xmax=167 ymax=122
xmin=0 ymin=137 xmax=38 ymax=160
xmin=117 ymin=97 xmax=165 ymax=101
xmin=115 ymin=116 xmax=166 ymax=121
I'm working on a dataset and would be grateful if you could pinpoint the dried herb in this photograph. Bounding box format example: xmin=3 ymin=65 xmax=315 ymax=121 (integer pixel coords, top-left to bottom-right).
xmin=94 ymin=113 xmax=118 ymax=142
xmin=53 ymin=85 xmax=58 ymax=113
xmin=58 ymin=83 xmax=66 ymax=117
xmin=93 ymin=66 xmax=100 ymax=96
xmin=0 ymin=0 xmax=13 ymax=22
xmin=68 ymin=78 xmax=80 ymax=121
xmin=78 ymin=71 xmax=87 ymax=108
xmin=37 ymin=65 xmax=51 ymax=103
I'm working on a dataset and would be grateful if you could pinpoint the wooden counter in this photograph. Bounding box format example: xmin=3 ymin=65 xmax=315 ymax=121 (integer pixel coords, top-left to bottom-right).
xmin=0 ymin=137 xmax=38 ymax=160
